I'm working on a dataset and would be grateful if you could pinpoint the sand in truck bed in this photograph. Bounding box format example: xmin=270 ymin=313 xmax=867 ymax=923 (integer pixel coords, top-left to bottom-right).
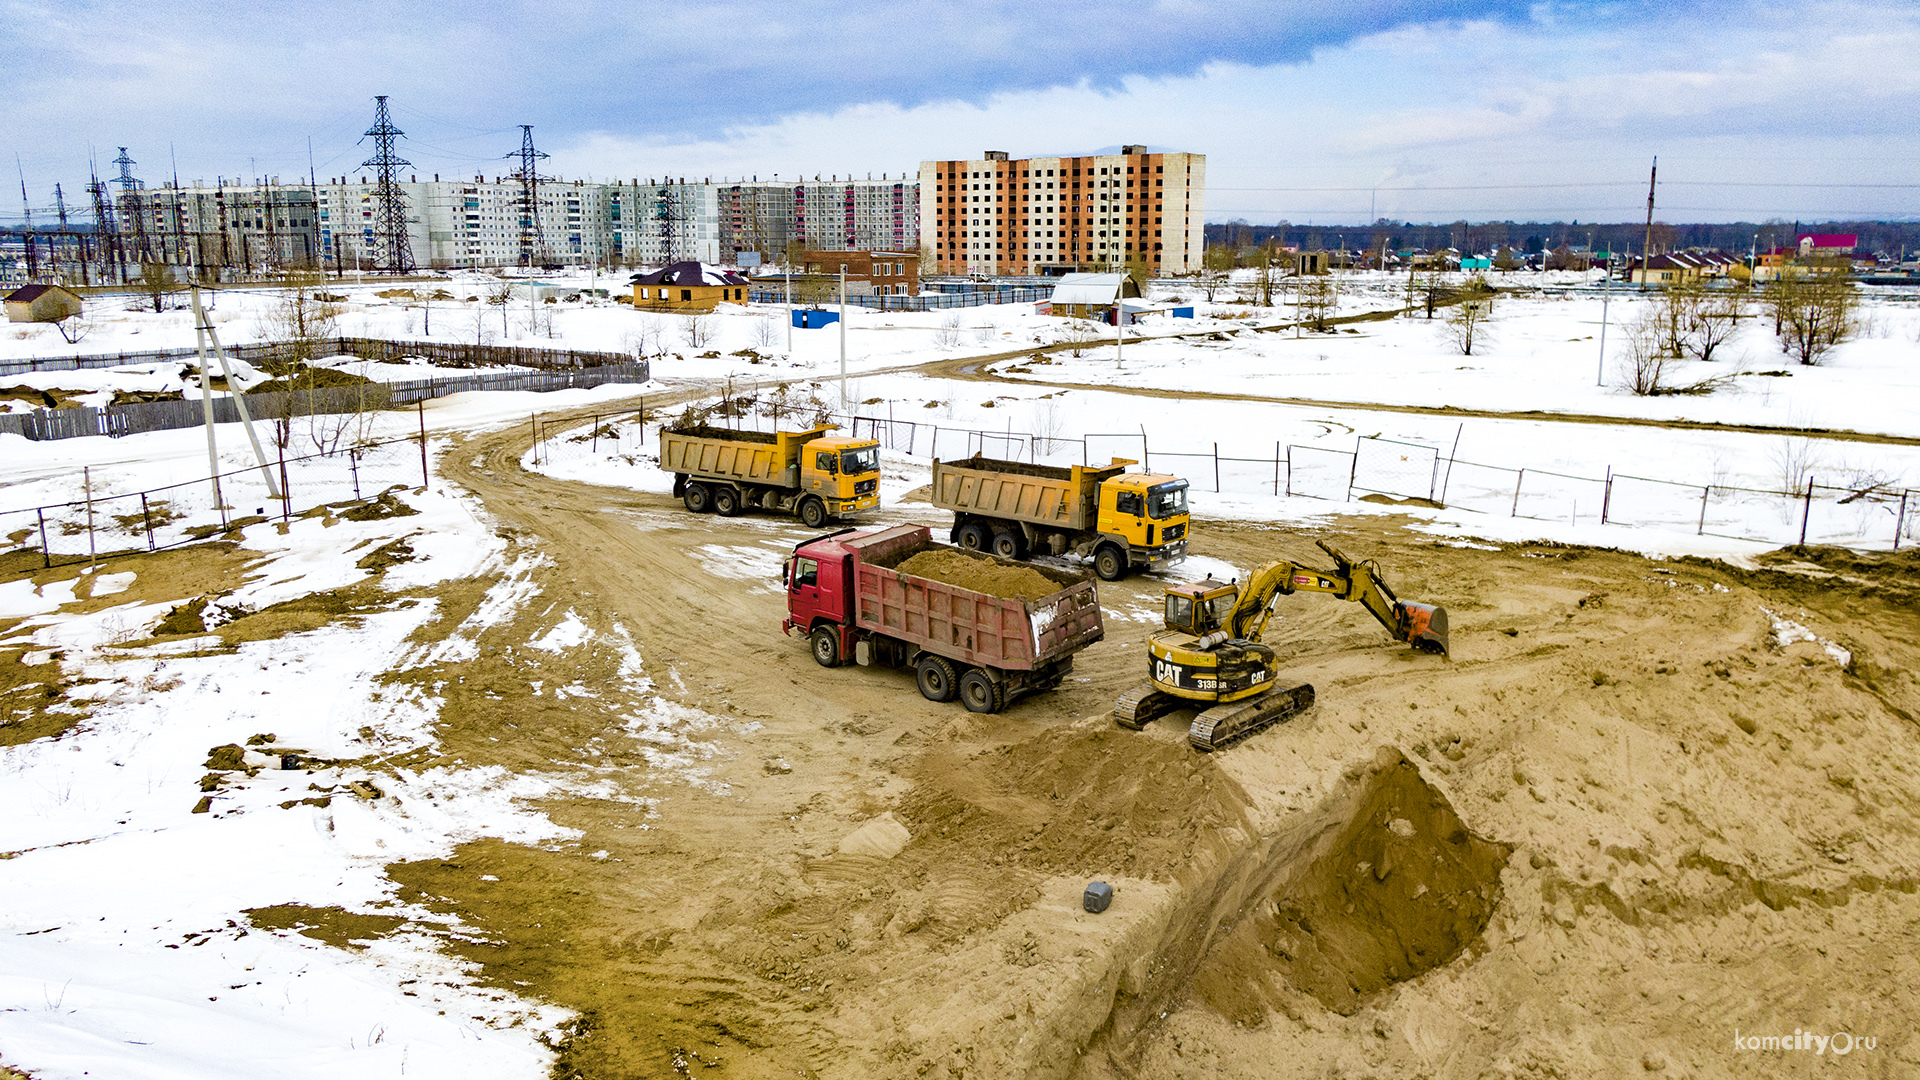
xmin=893 ymin=549 xmax=1061 ymax=600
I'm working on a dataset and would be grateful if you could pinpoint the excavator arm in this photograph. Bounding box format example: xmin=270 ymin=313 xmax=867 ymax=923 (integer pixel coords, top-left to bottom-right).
xmin=1203 ymin=540 xmax=1449 ymax=657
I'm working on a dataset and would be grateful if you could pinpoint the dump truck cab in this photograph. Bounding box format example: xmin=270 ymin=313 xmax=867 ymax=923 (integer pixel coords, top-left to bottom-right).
xmin=1095 ymin=472 xmax=1189 ymax=573
xmin=801 ymin=436 xmax=883 ymax=516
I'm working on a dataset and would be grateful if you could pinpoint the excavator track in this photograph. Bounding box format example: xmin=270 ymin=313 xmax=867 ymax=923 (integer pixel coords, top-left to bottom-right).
xmin=1188 ymin=683 xmax=1316 ymax=752
xmin=1113 ymin=683 xmax=1187 ymax=730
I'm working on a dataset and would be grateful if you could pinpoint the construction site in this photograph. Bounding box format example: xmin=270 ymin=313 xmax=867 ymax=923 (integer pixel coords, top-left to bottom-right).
xmin=1 ymin=258 xmax=1916 ymax=1078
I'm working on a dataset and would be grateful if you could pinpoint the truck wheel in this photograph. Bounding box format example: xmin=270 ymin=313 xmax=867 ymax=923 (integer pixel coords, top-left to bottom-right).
xmin=712 ymin=486 xmax=741 ymax=516
xmin=799 ymin=496 xmax=829 ymax=529
xmin=809 ymin=626 xmax=841 ymax=667
xmin=915 ymin=655 xmax=958 ymax=702
xmin=1093 ymin=544 xmax=1127 ymax=581
xmin=683 ymin=482 xmax=711 ymax=514
xmin=990 ymin=527 xmax=1027 ymax=560
xmin=958 ymin=668 xmax=1003 ymax=714
xmin=956 ymin=522 xmax=990 ymax=551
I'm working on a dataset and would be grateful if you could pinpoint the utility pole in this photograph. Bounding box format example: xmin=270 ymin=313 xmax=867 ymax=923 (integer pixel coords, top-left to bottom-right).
xmin=190 ymin=286 xmax=281 ymax=499
xmin=359 ymin=96 xmax=414 ymax=274
xmin=838 ymin=263 xmax=847 ymax=407
xmin=1639 ymin=155 xmax=1657 ymax=291
xmin=505 ymin=125 xmax=549 ymax=269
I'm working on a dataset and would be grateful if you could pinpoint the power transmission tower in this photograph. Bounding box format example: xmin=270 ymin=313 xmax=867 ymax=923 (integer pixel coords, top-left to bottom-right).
xmin=505 ymin=125 xmax=550 ymax=268
xmin=359 ymin=95 xmax=414 ymax=274
xmin=15 ymin=156 xmax=35 ymax=280
xmin=112 ymin=146 xmax=150 ymax=263
xmin=86 ymin=160 xmax=124 ymax=283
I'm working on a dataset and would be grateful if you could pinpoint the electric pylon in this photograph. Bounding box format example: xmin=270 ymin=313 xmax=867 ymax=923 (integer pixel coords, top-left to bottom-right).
xmin=359 ymin=96 xmax=414 ymax=274
xmin=506 ymin=125 xmax=550 ymax=268
xmin=111 ymin=147 xmax=150 ymax=262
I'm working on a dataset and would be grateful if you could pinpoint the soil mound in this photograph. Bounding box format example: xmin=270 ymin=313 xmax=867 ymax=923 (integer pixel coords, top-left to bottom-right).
xmin=895 ymin=549 xmax=1059 ymax=600
xmin=1198 ymin=750 xmax=1509 ymax=1018
xmin=900 ymin=723 xmax=1251 ymax=881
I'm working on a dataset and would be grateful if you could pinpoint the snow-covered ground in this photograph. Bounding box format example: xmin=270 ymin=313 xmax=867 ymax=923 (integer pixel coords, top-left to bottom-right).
xmin=0 ymin=462 xmax=598 ymax=1078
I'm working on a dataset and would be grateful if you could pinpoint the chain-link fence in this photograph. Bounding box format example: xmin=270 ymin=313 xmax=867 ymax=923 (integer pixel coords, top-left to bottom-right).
xmin=527 ymin=399 xmax=1917 ymax=552
xmin=2 ymin=434 xmax=433 ymax=570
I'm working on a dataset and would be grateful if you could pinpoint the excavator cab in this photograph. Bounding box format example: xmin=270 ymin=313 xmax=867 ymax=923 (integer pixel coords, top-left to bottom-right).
xmin=1164 ymin=580 xmax=1239 ymax=636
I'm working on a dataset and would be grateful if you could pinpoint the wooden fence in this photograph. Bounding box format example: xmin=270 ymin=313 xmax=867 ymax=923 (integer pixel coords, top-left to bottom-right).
xmin=0 ymin=363 xmax=649 ymax=441
xmin=0 ymin=336 xmax=631 ymax=377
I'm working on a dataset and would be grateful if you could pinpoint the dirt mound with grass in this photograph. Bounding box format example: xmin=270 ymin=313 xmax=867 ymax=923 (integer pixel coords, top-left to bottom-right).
xmin=895 ymin=548 xmax=1061 ymax=600
xmin=1194 ymin=749 xmax=1510 ymax=1020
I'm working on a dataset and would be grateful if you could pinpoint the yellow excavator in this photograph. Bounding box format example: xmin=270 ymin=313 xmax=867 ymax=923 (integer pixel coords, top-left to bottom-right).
xmin=1114 ymin=540 xmax=1449 ymax=751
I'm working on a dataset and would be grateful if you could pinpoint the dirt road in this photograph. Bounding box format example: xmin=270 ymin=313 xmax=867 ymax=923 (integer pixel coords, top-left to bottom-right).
xmin=384 ymin=403 xmax=1920 ymax=1078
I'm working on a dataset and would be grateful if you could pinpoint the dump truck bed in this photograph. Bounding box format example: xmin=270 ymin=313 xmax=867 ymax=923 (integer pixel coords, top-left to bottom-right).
xmin=840 ymin=525 xmax=1103 ymax=671
xmin=659 ymin=423 xmax=830 ymax=489
xmin=930 ymin=454 xmax=1130 ymax=532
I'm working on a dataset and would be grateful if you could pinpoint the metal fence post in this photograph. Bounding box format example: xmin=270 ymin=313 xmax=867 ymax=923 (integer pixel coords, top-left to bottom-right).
xmin=36 ymin=508 xmax=48 ymax=569
xmin=350 ymin=449 xmax=362 ymax=502
xmin=418 ymin=400 xmax=429 ymax=489
xmin=1511 ymin=469 xmax=1525 ymax=517
xmin=1697 ymin=485 xmax=1710 ymax=535
xmin=1214 ymin=442 xmax=1221 ymax=493
xmin=141 ymin=492 xmax=155 ymax=551
xmin=1601 ymin=466 xmax=1613 ymax=524
xmin=1799 ymin=476 xmax=1814 ymax=546
xmin=1285 ymin=447 xmax=1293 ymax=497
xmin=1896 ymin=489 xmax=1910 ymax=550
xmin=1273 ymin=441 xmax=1281 ymax=496
xmin=279 ymin=440 xmax=291 ymax=521
xmin=1346 ymin=438 xmax=1360 ymax=502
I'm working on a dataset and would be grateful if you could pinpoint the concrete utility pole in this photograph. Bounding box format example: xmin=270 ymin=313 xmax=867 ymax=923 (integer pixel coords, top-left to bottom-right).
xmin=1596 ymin=251 xmax=1612 ymax=387
xmin=1640 ymin=155 xmax=1657 ymax=291
xmin=838 ymin=264 xmax=847 ymax=407
xmin=1114 ymin=271 xmax=1125 ymax=365
xmin=191 ymin=286 xmax=281 ymax=500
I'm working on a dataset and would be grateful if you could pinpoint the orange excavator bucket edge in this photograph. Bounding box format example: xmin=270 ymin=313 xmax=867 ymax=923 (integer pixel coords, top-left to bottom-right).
xmin=1399 ymin=602 xmax=1450 ymax=658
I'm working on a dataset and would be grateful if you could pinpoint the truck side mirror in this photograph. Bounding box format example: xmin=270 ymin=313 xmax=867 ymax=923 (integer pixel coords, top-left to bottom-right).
xmin=782 ymin=559 xmax=790 ymax=588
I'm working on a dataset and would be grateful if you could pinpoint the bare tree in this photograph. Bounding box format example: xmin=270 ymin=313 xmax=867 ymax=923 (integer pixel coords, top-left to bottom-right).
xmin=1199 ymin=243 xmax=1232 ymax=302
xmin=1616 ymin=309 xmax=1673 ymax=395
xmin=1296 ymin=273 xmax=1338 ymax=332
xmin=934 ymin=314 xmax=963 ymax=348
xmin=263 ymin=271 xmax=343 ymax=364
xmin=1680 ymin=284 xmax=1743 ymax=362
xmin=135 ymin=261 xmax=180 ymax=313
xmin=1443 ymin=276 xmax=1494 ymax=355
xmin=680 ymin=311 xmax=713 ymax=348
xmin=751 ymin=313 xmax=779 ymax=349
xmin=486 ymin=280 xmax=515 ymax=337
xmin=1770 ymin=273 xmax=1857 ymax=365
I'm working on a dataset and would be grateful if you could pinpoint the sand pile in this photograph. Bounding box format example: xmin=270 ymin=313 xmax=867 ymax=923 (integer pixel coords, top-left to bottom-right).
xmin=901 ymin=723 xmax=1251 ymax=881
xmin=1196 ymin=749 xmax=1509 ymax=1020
xmin=895 ymin=548 xmax=1060 ymax=600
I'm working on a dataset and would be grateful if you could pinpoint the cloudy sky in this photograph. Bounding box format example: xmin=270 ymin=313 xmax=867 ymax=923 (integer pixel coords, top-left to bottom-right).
xmin=5 ymin=0 xmax=1918 ymax=226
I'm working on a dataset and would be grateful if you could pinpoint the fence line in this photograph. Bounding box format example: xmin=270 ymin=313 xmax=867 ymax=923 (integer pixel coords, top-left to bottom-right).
xmin=0 ymin=363 xmax=648 ymax=442
xmin=0 ymin=336 xmax=631 ymax=377
xmin=746 ymin=286 xmax=1053 ymax=311
xmin=533 ymin=405 xmax=1916 ymax=552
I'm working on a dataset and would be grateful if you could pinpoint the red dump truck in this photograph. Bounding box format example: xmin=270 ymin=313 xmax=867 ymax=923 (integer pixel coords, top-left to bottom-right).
xmin=782 ymin=524 xmax=1104 ymax=713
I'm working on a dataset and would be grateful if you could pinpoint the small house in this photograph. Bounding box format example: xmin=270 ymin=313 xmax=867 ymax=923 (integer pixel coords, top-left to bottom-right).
xmin=5 ymin=283 xmax=84 ymax=324
xmin=629 ymin=262 xmax=750 ymax=312
xmin=1043 ymin=272 xmax=1140 ymax=320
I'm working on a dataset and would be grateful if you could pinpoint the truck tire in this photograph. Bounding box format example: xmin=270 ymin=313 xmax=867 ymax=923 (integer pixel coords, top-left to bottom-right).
xmin=810 ymin=625 xmax=841 ymax=667
xmin=683 ymin=482 xmax=712 ymax=514
xmin=1093 ymin=544 xmax=1127 ymax=581
xmin=915 ymin=655 xmax=958 ymax=702
xmin=958 ymin=668 xmax=1004 ymax=714
xmin=990 ymin=527 xmax=1027 ymax=560
xmin=799 ymin=496 xmax=829 ymax=529
xmin=955 ymin=521 xmax=990 ymax=551
xmin=712 ymin=486 xmax=741 ymax=517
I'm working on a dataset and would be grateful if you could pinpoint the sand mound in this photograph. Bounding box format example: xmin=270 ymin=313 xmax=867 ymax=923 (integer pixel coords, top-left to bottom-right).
xmin=901 ymin=723 xmax=1251 ymax=881
xmin=895 ymin=549 xmax=1058 ymax=600
xmin=1197 ymin=749 xmax=1509 ymax=1019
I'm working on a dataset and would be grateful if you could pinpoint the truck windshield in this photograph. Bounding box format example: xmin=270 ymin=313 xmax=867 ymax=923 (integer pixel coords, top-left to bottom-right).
xmin=841 ymin=447 xmax=879 ymax=475
xmin=1148 ymin=481 xmax=1189 ymax=519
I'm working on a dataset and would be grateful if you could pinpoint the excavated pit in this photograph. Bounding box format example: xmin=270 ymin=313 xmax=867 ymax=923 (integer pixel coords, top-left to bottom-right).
xmin=1192 ymin=748 xmax=1511 ymax=1021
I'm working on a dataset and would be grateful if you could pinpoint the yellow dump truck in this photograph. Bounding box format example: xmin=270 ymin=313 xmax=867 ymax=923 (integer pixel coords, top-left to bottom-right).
xmin=660 ymin=423 xmax=881 ymax=528
xmin=930 ymin=454 xmax=1189 ymax=580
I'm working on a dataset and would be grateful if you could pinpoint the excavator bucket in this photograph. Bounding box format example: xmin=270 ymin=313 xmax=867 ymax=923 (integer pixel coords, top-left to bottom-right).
xmin=1398 ymin=601 xmax=1450 ymax=658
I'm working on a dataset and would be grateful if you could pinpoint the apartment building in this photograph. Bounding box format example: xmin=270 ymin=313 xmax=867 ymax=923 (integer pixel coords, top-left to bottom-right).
xmin=117 ymin=182 xmax=322 ymax=271
xmin=114 ymin=174 xmax=921 ymax=273
xmin=918 ymin=146 xmax=1205 ymax=276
